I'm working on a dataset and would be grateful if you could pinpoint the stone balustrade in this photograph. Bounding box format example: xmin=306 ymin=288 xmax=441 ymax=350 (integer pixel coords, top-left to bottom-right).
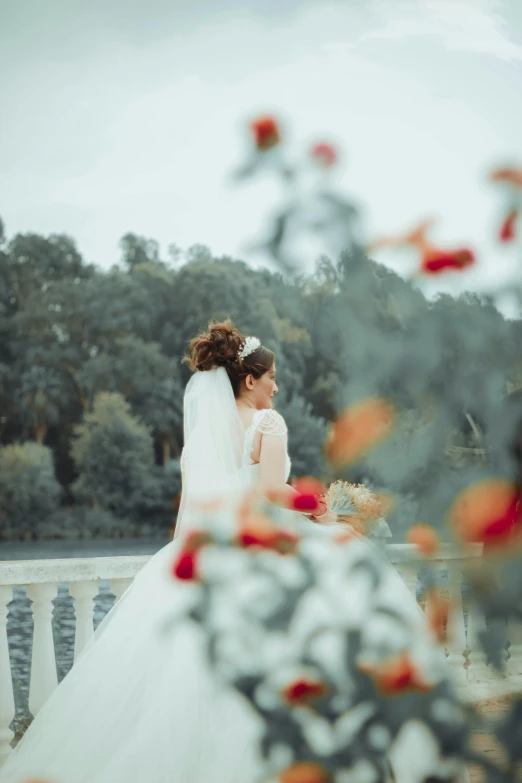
xmin=1 ymin=543 xmax=522 ymax=770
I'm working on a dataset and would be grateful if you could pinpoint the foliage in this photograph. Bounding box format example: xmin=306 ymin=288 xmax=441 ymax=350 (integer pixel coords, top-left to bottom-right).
xmin=0 ymin=213 xmax=520 ymax=547
xmin=34 ymin=507 xmax=132 ymax=540
xmin=71 ymin=392 xmax=156 ymax=519
xmin=0 ymin=442 xmax=61 ymax=539
xmin=168 ymin=508 xmax=465 ymax=783
xmin=230 ymin=115 xmax=522 ymax=781
xmin=278 ymin=394 xmax=327 ymax=478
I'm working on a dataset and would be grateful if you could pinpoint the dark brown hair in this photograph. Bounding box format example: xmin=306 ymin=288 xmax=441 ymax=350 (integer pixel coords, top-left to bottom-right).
xmin=184 ymin=319 xmax=275 ymax=398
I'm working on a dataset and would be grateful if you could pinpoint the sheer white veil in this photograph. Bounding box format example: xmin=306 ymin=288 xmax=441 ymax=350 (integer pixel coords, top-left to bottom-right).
xmin=174 ymin=366 xmax=245 ymax=539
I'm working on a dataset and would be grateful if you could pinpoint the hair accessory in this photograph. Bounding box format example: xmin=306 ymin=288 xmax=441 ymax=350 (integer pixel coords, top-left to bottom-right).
xmin=238 ymin=336 xmax=261 ymax=360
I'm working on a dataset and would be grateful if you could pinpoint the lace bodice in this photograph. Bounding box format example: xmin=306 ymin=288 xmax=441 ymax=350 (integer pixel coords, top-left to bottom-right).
xmin=242 ymin=408 xmax=292 ymax=481
xmin=181 ymin=408 xmax=292 ymax=483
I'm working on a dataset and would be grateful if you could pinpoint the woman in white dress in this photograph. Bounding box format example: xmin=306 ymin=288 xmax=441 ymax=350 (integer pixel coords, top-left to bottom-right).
xmin=0 ymin=321 xmax=460 ymax=783
xmin=0 ymin=321 xmax=337 ymax=783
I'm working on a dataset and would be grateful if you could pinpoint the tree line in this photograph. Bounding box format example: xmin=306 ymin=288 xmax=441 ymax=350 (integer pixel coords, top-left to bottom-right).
xmin=1 ymin=217 xmax=520 ymax=540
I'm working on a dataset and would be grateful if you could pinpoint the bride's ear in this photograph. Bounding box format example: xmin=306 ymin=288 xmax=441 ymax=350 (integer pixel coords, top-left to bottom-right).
xmin=245 ymin=373 xmax=255 ymax=390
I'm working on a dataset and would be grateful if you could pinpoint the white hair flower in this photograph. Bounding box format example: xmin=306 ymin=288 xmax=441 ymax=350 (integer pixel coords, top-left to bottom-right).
xmin=238 ymin=336 xmax=261 ymax=360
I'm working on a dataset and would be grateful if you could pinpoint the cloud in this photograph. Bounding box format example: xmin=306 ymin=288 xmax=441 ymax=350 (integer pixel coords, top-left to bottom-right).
xmin=343 ymin=0 xmax=522 ymax=62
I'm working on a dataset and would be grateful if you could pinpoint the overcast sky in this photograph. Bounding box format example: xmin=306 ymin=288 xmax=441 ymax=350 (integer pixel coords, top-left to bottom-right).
xmin=1 ymin=0 xmax=522 ymax=305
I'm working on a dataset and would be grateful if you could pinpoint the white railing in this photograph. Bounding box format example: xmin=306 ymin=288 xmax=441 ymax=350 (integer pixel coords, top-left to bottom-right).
xmin=1 ymin=544 xmax=522 ymax=769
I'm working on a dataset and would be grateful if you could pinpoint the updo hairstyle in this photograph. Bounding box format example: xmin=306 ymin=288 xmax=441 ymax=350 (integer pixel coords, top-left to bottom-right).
xmin=185 ymin=319 xmax=275 ymax=398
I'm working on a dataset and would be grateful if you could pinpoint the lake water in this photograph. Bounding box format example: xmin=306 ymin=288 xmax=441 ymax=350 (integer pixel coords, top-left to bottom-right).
xmin=1 ymin=537 xmax=169 ymax=743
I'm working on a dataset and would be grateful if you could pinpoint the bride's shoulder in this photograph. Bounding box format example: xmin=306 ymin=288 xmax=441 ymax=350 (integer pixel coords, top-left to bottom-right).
xmin=253 ymin=408 xmax=288 ymax=436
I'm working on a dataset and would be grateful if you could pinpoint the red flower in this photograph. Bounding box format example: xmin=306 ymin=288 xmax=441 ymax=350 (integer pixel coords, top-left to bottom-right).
xmin=171 ymin=530 xmax=212 ymax=581
xmin=291 ymin=477 xmax=324 ymax=513
xmin=369 ymin=220 xmax=476 ymax=277
xmin=282 ymin=677 xmax=328 ymax=704
xmin=449 ymin=479 xmax=522 ymax=550
xmin=359 ymin=653 xmax=432 ymax=696
xmin=238 ymin=523 xmax=277 ymax=549
xmin=250 ymin=116 xmax=280 ymax=151
xmin=421 ymin=248 xmax=475 ymax=275
xmin=311 ymin=142 xmax=337 ymax=168
xmin=173 ymin=551 xmax=198 ymax=581
xmin=237 ymin=521 xmax=299 ymax=554
xmin=499 ymin=208 xmax=518 ymax=243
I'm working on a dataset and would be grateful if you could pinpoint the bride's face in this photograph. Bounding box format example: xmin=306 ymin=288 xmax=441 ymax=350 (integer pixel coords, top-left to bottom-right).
xmin=247 ymin=364 xmax=278 ymax=409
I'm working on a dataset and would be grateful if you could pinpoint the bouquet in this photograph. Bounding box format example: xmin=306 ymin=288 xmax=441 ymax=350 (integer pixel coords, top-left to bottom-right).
xmin=324 ymin=480 xmax=393 ymax=537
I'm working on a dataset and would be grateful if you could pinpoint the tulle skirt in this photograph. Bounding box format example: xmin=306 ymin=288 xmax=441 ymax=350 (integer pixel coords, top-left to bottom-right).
xmin=0 ymin=536 xmax=264 ymax=783
xmin=0 ymin=504 xmax=439 ymax=783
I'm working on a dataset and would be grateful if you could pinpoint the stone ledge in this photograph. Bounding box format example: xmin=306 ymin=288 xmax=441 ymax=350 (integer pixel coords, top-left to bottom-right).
xmin=0 ymin=555 xmax=153 ymax=586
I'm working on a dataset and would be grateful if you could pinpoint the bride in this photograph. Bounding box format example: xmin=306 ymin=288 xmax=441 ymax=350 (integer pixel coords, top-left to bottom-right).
xmin=0 ymin=321 xmax=455 ymax=783
xmin=0 ymin=321 xmax=339 ymax=783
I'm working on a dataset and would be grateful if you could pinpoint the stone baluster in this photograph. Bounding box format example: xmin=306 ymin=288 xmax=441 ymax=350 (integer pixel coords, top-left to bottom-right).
xmin=110 ymin=578 xmax=133 ymax=603
xmin=507 ymin=616 xmax=522 ymax=676
xmin=467 ymin=600 xmax=489 ymax=684
xmin=487 ymin=617 xmax=508 ymax=680
xmin=399 ymin=563 xmax=419 ymax=605
xmin=69 ymin=581 xmax=99 ymax=661
xmin=0 ymin=586 xmax=15 ymax=768
xmin=26 ymin=583 xmax=58 ymax=717
xmin=444 ymin=560 xmax=467 ymax=686
xmin=424 ymin=581 xmax=447 ymax=646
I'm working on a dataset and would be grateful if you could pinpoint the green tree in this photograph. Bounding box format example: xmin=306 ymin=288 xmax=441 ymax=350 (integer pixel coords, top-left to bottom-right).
xmin=0 ymin=442 xmax=61 ymax=539
xmin=119 ymin=233 xmax=160 ymax=269
xmin=71 ymin=392 xmax=155 ymax=519
xmin=109 ymin=336 xmax=183 ymax=463
xmin=278 ymin=394 xmax=328 ymax=478
xmin=75 ymin=337 xmax=183 ymax=462
xmin=13 ymin=364 xmax=64 ymax=444
xmin=4 ymin=232 xmax=92 ymax=315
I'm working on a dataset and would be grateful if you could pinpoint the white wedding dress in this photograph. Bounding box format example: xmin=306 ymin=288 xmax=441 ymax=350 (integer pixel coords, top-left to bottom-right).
xmin=0 ymin=401 xmax=299 ymax=783
xmin=0 ymin=370 xmax=452 ymax=783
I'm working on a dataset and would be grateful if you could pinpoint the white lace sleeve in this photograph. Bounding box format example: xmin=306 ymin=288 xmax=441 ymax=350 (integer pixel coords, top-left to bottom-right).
xmin=254 ymin=409 xmax=288 ymax=439
xmin=243 ymin=409 xmax=291 ymax=478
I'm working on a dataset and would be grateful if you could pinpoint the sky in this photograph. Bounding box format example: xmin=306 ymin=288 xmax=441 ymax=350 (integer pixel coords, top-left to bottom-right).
xmin=1 ymin=0 xmax=522 ymax=307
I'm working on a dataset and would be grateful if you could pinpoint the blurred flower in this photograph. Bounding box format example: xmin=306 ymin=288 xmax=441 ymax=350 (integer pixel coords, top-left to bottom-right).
xmin=291 ymin=476 xmax=325 ymax=512
xmin=173 ymin=551 xmax=198 ymax=581
xmin=407 ymin=523 xmax=440 ymax=556
xmin=490 ymin=166 xmax=522 ymax=188
xmin=310 ymin=142 xmax=338 ymax=168
xmin=183 ymin=530 xmax=213 ymax=551
xmin=359 ymin=653 xmax=433 ymax=696
xmin=171 ymin=530 xmax=212 ymax=581
xmin=335 ymin=529 xmax=357 ymax=545
xmin=325 ymin=398 xmax=396 ymax=465
xmin=281 ymin=677 xmax=328 ymax=705
xmin=279 ymin=762 xmax=331 ymax=783
xmin=425 ymin=587 xmax=449 ymax=644
xmin=499 ymin=207 xmax=519 ymax=243
xmin=489 ymin=166 xmax=522 ymax=244
xmin=449 ymin=479 xmax=522 ymax=550
xmin=421 ymin=247 xmax=475 ymax=275
xmin=237 ymin=520 xmax=299 ymax=554
xmin=369 ymin=219 xmax=476 ymax=277
xmin=251 ymin=116 xmax=281 ymax=151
